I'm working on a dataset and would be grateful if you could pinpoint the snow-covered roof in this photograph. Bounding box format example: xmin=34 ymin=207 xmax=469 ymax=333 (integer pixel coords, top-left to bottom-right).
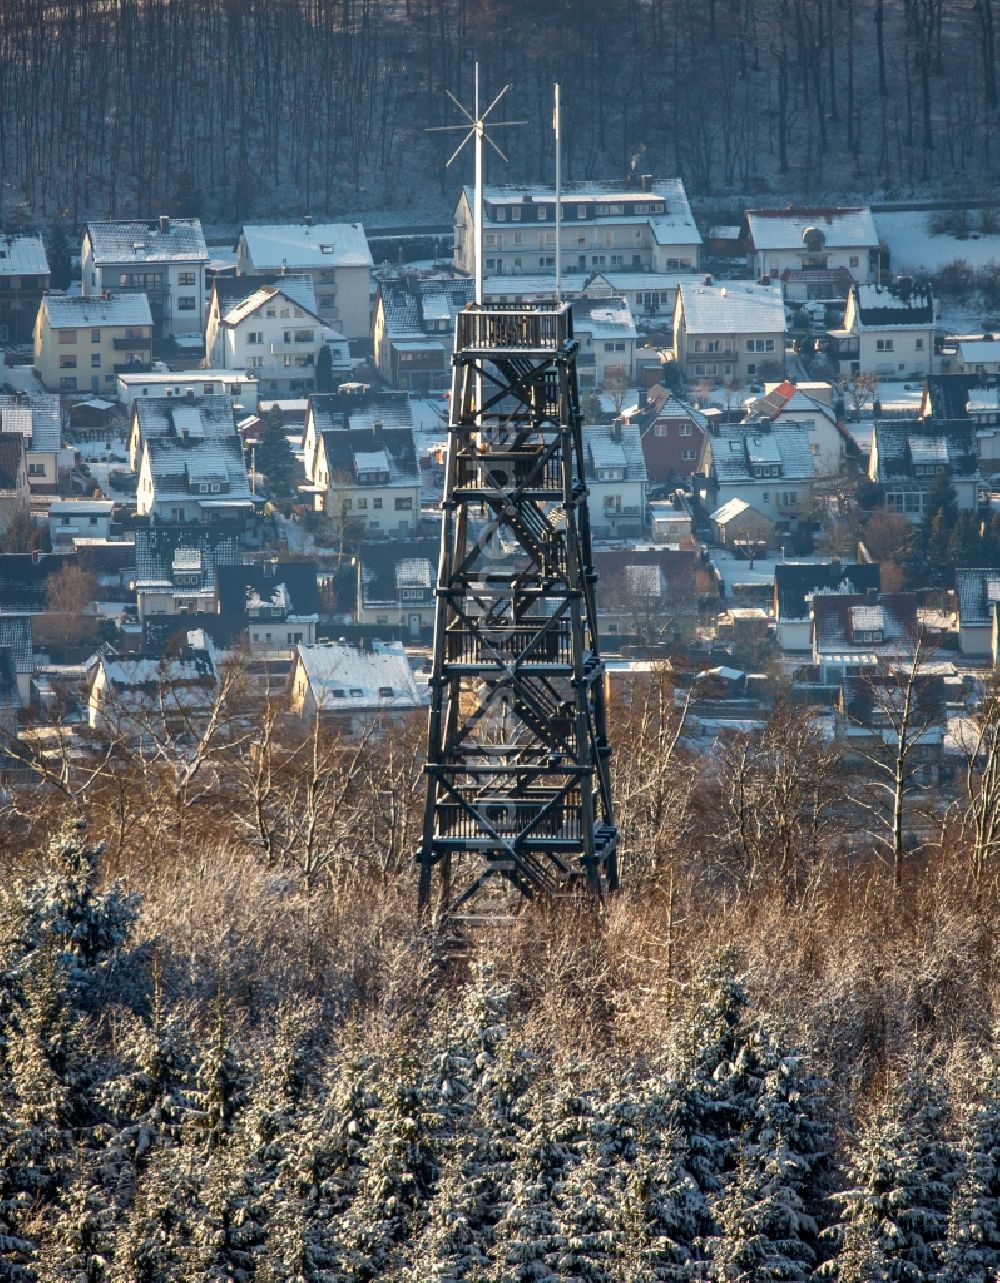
xmin=85 ymin=218 xmax=208 ymax=264
xmin=711 ymin=497 xmax=752 ymax=524
xmin=745 ymin=207 xmax=879 ymax=251
xmin=295 ymin=641 xmax=420 ymax=711
xmin=625 ymin=563 xmax=663 ymax=596
xmin=0 ymin=234 xmax=48 ymax=277
xmin=909 ymin=435 xmax=950 ymax=466
xmin=239 ymin=223 xmax=373 ymax=270
xmin=222 ymin=278 xmax=321 ymax=326
xmin=470 ymin=179 xmax=701 ymax=244
xmin=583 ymin=424 xmax=647 ymax=483
xmin=853 ymin=282 xmax=935 ymax=330
xmin=0 ymin=396 xmax=59 ymax=452
xmin=850 ymin=604 xmax=886 ymax=632
xmin=143 ymin=435 xmax=252 ymax=505
xmin=956 ymin=567 xmax=1000 ymax=625
xmin=48 ymin=500 xmax=114 ymax=516
xmin=118 ymin=368 xmax=258 ymax=388
xmin=395 ymin=557 xmax=432 ymax=589
xmin=678 ymin=281 xmax=785 ymax=335
xmin=573 ymin=296 xmax=637 ymax=341
xmin=967 ymin=388 xmax=1000 ymax=416
xmin=43 ymin=292 xmax=153 ymax=329
xmin=710 ymin=424 xmax=817 ymax=484
xmin=957 ymin=339 xmax=1000 ymax=364
xmin=133 ymin=396 xmax=237 ymax=450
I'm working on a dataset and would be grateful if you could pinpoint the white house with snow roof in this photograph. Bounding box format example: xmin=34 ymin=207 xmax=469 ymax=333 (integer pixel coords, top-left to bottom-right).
xmin=743 ymin=380 xmax=846 ymax=478
xmin=136 ymin=427 xmax=252 ymax=523
xmin=454 ymin=179 xmax=701 ymax=278
xmin=572 ymin=295 xmax=637 ymax=388
xmin=234 ymin=223 xmax=373 ymax=339
xmin=954 ymin=568 xmax=1000 ymax=656
xmin=953 ymin=337 xmax=1000 ymax=378
xmin=582 ymin=420 xmax=647 ymax=538
xmin=739 ymin=207 xmax=880 ymax=291
xmin=673 ymin=281 xmax=786 ymax=383
xmin=0 ymin=394 xmax=64 ymax=494
xmin=288 ymin=640 xmax=421 ymax=730
xmin=34 ymin=293 xmax=153 ymax=393
xmin=828 ymin=280 xmax=935 ymax=379
xmin=698 ymin=423 xmax=823 ymax=527
xmin=868 ymin=419 xmax=979 ymax=520
xmin=205 ymin=280 xmax=332 ymax=397
xmin=82 ymin=216 xmax=208 ymax=338
xmin=128 ymin=394 xmax=238 ymax=472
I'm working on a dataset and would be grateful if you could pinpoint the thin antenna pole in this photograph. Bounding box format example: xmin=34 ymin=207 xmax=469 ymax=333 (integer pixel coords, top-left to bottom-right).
xmin=474 ymin=63 xmax=483 ymax=305
xmin=554 ymin=83 xmax=561 ymax=305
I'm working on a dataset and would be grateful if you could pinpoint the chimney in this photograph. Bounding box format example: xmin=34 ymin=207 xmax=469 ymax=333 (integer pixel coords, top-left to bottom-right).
xmin=304 ymin=214 xmax=313 ymax=232
xmin=611 ymin=417 xmax=623 ymax=443
xmin=159 ymin=214 xmax=170 ymax=234
xmin=640 ymin=173 xmax=652 ymax=192
xmin=867 ymin=587 xmax=878 ymax=605
xmin=872 ymin=397 xmax=882 ymax=419
xmin=895 ymin=275 xmax=912 ymax=302
xmin=372 ymin=418 xmax=384 ymax=438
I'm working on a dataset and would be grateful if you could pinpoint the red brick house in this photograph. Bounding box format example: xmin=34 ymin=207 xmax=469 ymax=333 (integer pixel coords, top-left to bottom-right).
xmin=638 ymin=386 xmax=709 ymax=484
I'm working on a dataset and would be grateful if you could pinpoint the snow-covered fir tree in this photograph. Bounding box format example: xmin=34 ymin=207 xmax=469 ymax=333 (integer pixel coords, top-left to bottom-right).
xmin=937 ymin=1055 xmax=1000 ymax=1283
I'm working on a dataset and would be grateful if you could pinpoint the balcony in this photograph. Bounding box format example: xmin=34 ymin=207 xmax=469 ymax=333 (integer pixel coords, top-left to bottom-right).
xmin=114 ymin=336 xmax=151 ymax=351
xmin=114 ymin=361 xmax=154 ymax=375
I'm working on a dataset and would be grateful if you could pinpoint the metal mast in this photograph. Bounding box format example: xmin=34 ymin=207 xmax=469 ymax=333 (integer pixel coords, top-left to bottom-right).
xmin=417 ymin=303 xmax=619 ymax=928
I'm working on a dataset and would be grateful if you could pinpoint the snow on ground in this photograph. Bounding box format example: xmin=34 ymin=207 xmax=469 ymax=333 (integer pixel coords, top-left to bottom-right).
xmin=876 ymin=210 xmax=1000 ymax=273
xmin=0 ymin=362 xmax=46 ymax=395
xmin=710 ymin=547 xmax=827 ymax=599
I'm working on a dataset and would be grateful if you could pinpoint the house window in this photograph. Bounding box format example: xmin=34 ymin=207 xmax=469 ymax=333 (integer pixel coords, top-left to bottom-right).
xmin=178 ymin=297 xmax=196 ymax=310
xmin=395 ymin=497 xmax=413 ymax=511
xmin=679 ymin=424 xmax=692 ymax=436
xmin=28 ymin=463 xmax=44 ymax=476
xmin=247 ymin=331 xmax=263 ymax=344
xmin=746 ymin=339 xmax=776 ymax=352
xmin=577 ymin=205 xmax=587 ymax=219
xmin=538 ymin=206 xmax=547 ymax=220
xmin=849 ymin=256 xmax=860 ymax=268
xmin=91 ymin=329 xmax=100 ymax=343
xmin=876 ymin=338 xmax=894 ymax=352
xmin=915 ymin=338 xmax=925 ymax=350
xmin=495 ymin=208 xmax=506 ymax=221
xmin=91 ymin=354 xmax=100 ymax=367
xmin=60 ymin=376 xmax=77 ymax=390
xmin=357 ymin=497 xmax=368 ymax=509
xmin=59 ymin=355 xmax=76 ymax=368
xmin=511 ymin=207 xmax=521 ymax=221
xmin=655 ymin=424 xmax=668 ymax=437
xmin=682 ymin=449 xmax=696 ymax=461
xmin=58 ymin=330 xmax=76 ymax=344
xmin=373 ymin=497 xmax=382 ymax=508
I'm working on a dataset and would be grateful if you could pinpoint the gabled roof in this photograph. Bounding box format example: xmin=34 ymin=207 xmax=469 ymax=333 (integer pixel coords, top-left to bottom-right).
xmin=956 ymin=338 xmax=1000 ymax=364
xmin=134 ymin=522 xmax=243 ymax=589
xmin=85 ymin=218 xmax=208 ymax=264
xmin=216 ymin=560 xmax=320 ymax=622
xmin=583 ymin=423 xmax=647 ymax=483
xmin=377 ymin=277 xmax=475 ymax=339
xmin=319 ymin=422 xmax=419 ymax=487
xmin=211 ymin=273 xmax=317 ymax=317
xmin=709 ymin=424 xmax=816 ymax=484
xmin=470 ymin=179 xmax=701 ymax=243
xmin=0 ymin=234 xmax=48 ymax=277
xmin=854 ymin=281 xmax=934 ymax=330
xmin=644 ymin=386 xmax=709 ymax=430
xmin=143 ymin=435 xmax=252 ymax=505
xmin=775 ymin=560 xmax=880 ymax=620
xmin=572 ymin=295 xmax=637 ymax=341
xmin=222 ymin=282 xmax=324 ymax=328
xmin=0 ymin=394 xmax=61 ymax=451
xmin=294 ymin=640 xmax=420 ymax=711
xmin=594 ymin=545 xmax=698 ymax=589
xmin=238 ymin=223 xmax=373 ymax=270
xmin=0 ymin=554 xmax=73 ymax=610
xmin=678 ymin=281 xmax=785 ymax=335
xmin=0 ymin=433 xmax=26 ymax=490
xmin=359 ymin=538 xmax=439 ymax=606
xmin=747 ymin=381 xmax=837 ymax=424
xmin=812 ymin=591 xmax=918 ymax=651
xmin=871 ymin=418 xmax=978 ymax=482
xmin=743 ymin=207 xmax=879 ymax=252
xmin=955 ymin=567 xmax=1000 ymax=626
xmin=711 ymin=497 xmax=754 ymax=525
xmin=43 ymin=292 xmax=152 ymax=329
xmin=133 ymin=396 xmax=237 ymax=447
xmin=0 ymin=615 xmax=32 ymax=672
xmin=923 ymin=374 xmax=976 ymax=421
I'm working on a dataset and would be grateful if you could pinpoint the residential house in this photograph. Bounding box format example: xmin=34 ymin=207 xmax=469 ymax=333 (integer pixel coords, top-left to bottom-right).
xmin=136 ymin=432 xmax=253 ymax=523
xmin=835 ymin=671 xmax=946 ymax=782
xmin=583 ymin=419 xmax=647 ymax=538
xmin=0 ymin=553 xmax=73 ymax=613
xmin=740 ymin=207 xmax=881 ymax=295
xmin=572 ymin=295 xmax=637 ymax=389
xmin=673 ymin=281 xmax=786 ymax=383
xmin=48 ymin=500 xmax=115 ymax=548
xmin=953 ymin=336 xmax=1000 ymax=378
xmin=827 ymin=280 xmax=935 ymax=379
xmin=0 ymin=234 xmax=50 ymax=346
xmin=0 ymin=433 xmax=29 ymax=531
xmin=127 ymin=395 xmax=238 ymax=472
xmin=773 ymin=559 xmax=880 ymax=651
xmin=955 ymin=567 xmax=1000 ymax=657
xmin=592 ymin=546 xmax=699 ymax=644
xmin=357 ymin=539 xmax=438 ymax=636
xmin=117 ymin=369 xmax=260 ymax=413
xmin=868 ymin=418 xmax=978 ymax=521
xmin=0 ymin=394 xmax=64 ymax=495
xmin=133 ymin=522 xmax=242 ymax=622
xmin=205 ymin=277 xmax=332 ymax=397
xmin=637 ymin=386 xmax=708 ymax=483
xmin=920 ymin=374 xmax=1000 ymax=478
xmin=34 ymin=293 xmax=153 ymax=394
xmin=215 ymin=560 xmax=320 ymax=650
xmin=302 ymin=389 xmax=414 ymax=482
xmin=0 ymin=615 xmax=33 ymax=707
xmin=87 ymin=644 xmax=217 ymax=738
xmin=234 ymin=223 xmax=373 ymax=339
xmin=744 ymin=380 xmax=847 ymax=479
xmin=455 ymin=178 xmax=702 ymax=277
xmin=710 ymin=497 xmax=775 ymax=550
xmin=372 ymin=277 xmax=473 ymax=390
xmin=82 ymin=217 xmax=208 ymax=338
xmin=698 ymin=423 xmax=820 ymax=528
xmin=309 ymin=418 xmax=421 ymax=536
xmin=811 ymin=590 xmax=919 ymax=682
xmin=288 ymin=639 xmax=421 ymax=731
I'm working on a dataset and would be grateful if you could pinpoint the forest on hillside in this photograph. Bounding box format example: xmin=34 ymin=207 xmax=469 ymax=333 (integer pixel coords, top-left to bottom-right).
xmin=0 ymin=674 xmax=997 ymax=1279
xmin=1 ymin=0 xmax=999 ymax=226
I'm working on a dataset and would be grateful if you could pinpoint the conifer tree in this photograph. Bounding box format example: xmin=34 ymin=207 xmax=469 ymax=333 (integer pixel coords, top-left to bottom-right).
xmin=938 ymin=1060 xmax=1000 ymax=1283
xmin=34 ymin=1153 xmax=115 ymax=1283
xmin=256 ymin=405 xmax=298 ymax=500
xmin=315 ymin=344 xmax=335 ymax=393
